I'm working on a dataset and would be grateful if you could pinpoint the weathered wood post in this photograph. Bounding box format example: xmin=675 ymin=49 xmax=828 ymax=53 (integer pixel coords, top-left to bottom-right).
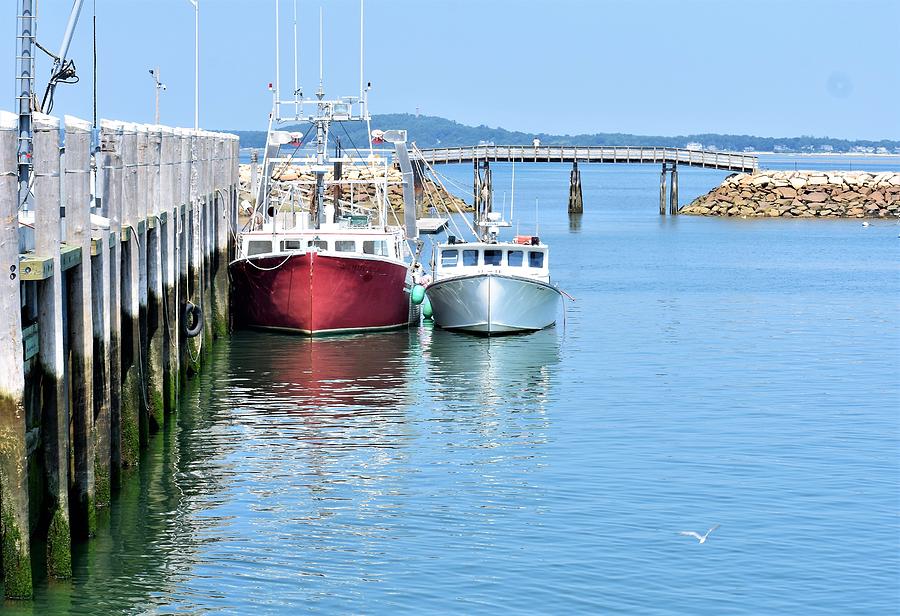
xmin=482 ymin=160 xmax=492 ymax=217
xmin=211 ymin=136 xmax=230 ymax=338
xmin=63 ymin=115 xmax=96 ymax=537
xmin=160 ymin=126 xmax=179 ymax=412
xmin=178 ymin=130 xmax=192 ymax=381
xmin=659 ymin=163 xmax=668 ymax=216
xmin=201 ymin=133 xmax=214 ymax=350
xmin=91 ymin=142 xmax=112 ymax=509
xmin=146 ymin=126 xmax=165 ymax=429
xmin=119 ymin=123 xmax=142 ymax=468
xmin=0 ymin=110 xmax=33 ymax=599
xmin=135 ymin=126 xmax=150 ymax=444
xmin=669 ymin=163 xmax=679 ymax=215
xmin=472 ymin=158 xmax=481 ymax=227
xmin=568 ymin=160 xmax=584 ymax=214
xmin=33 ymin=113 xmax=72 ymax=579
xmin=99 ymin=120 xmax=123 ymax=483
xmin=187 ymin=131 xmax=203 ymax=373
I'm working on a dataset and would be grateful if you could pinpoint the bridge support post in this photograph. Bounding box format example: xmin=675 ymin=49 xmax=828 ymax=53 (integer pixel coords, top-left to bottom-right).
xmin=659 ymin=164 xmax=668 ymax=215
xmin=473 ymin=159 xmax=480 ymax=227
xmin=568 ymin=161 xmax=583 ymax=213
xmin=669 ymin=163 xmax=679 ymax=215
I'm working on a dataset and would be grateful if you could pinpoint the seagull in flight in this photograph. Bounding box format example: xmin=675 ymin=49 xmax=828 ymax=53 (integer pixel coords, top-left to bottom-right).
xmin=679 ymin=525 xmax=720 ymax=544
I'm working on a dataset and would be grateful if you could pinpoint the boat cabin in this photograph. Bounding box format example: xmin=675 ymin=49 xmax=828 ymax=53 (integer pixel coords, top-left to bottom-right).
xmin=435 ymin=240 xmax=550 ymax=281
xmin=239 ymin=228 xmax=405 ymax=262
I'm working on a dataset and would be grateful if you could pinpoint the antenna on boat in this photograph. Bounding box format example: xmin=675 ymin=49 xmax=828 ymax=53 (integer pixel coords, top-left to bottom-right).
xmin=275 ymin=0 xmax=281 ymax=119
xmin=359 ymin=0 xmax=364 ymax=110
xmin=510 ymin=161 xmax=516 ymax=221
xmin=535 ymin=197 xmax=539 ymax=236
xmin=292 ymin=0 xmax=300 ymax=117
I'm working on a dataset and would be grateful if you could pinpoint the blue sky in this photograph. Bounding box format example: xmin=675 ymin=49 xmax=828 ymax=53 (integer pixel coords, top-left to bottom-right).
xmin=3 ymin=0 xmax=898 ymax=139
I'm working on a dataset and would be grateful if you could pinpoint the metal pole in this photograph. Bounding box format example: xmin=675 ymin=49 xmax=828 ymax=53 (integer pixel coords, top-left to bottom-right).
xmin=17 ymin=0 xmax=36 ymax=211
xmin=155 ymin=67 xmax=160 ymax=124
xmin=187 ymin=1 xmax=199 ymax=129
xmin=194 ymin=1 xmax=199 ymax=129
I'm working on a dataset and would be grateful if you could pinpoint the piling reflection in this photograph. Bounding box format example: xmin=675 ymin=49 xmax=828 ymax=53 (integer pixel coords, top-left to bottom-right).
xmin=568 ymin=212 xmax=583 ymax=232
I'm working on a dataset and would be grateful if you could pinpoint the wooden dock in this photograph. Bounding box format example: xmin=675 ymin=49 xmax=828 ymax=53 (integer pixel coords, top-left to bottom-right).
xmin=412 ymin=145 xmax=758 ymax=216
xmin=0 ymin=110 xmax=238 ymax=599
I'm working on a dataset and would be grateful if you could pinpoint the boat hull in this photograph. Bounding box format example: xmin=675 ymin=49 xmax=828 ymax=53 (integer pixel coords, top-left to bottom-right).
xmin=229 ymin=251 xmax=413 ymax=335
xmin=426 ymin=273 xmax=561 ymax=335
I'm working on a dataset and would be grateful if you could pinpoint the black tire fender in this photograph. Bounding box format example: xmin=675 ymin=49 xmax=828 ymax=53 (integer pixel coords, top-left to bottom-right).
xmin=184 ymin=302 xmax=203 ymax=338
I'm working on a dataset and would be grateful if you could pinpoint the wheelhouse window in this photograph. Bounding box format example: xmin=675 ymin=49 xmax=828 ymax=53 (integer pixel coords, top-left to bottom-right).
xmin=484 ymin=249 xmax=502 ymax=266
xmin=528 ymin=251 xmax=545 ymax=268
xmin=280 ymin=239 xmax=302 ymax=251
xmin=462 ymin=250 xmax=478 ymax=266
xmin=335 ymin=240 xmax=357 ymax=252
xmin=309 ymin=240 xmax=328 ymax=251
xmin=247 ymin=240 xmax=272 ymax=256
xmin=441 ymin=249 xmax=458 ymax=267
xmin=363 ymin=240 xmax=388 ymax=256
xmin=507 ymin=250 xmax=524 ymax=267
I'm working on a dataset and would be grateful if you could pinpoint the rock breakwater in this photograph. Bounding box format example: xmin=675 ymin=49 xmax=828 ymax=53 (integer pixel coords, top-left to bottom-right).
xmin=681 ymin=170 xmax=900 ymax=218
xmin=238 ymin=163 xmax=471 ymax=214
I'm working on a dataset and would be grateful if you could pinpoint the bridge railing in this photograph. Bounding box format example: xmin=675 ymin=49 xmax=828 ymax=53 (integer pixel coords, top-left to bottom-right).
xmin=413 ymin=145 xmax=758 ymax=172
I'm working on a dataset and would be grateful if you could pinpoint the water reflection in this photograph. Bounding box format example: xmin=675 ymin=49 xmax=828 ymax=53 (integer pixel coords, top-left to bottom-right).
xmin=568 ymin=212 xmax=583 ymax=232
xmin=422 ymin=324 xmax=560 ymax=413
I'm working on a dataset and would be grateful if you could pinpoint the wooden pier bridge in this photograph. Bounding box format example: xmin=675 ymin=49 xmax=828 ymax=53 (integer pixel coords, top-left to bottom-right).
xmin=412 ymin=145 xmax=759 ymax=216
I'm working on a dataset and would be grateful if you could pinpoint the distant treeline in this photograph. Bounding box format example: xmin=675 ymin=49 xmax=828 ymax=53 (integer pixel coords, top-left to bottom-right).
xmin=229 ymin=113 xmax=900 ymax=154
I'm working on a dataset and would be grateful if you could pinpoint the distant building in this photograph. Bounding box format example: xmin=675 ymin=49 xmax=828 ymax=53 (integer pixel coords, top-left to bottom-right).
xmin=686 ymin=142 xmax=702 ymax=151
xmin=819 ymin=145 xmax=834 ymax=152
xmin=876 ymin=147 xmax=889 ymax=154
xmin=773 ymin=144 xmax=789 ymax=153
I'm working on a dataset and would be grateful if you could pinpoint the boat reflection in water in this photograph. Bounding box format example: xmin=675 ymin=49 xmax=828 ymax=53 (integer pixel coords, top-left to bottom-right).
xmin=228 ymin=329 xmax=416 ymax=414
xmin=420 ymin=324 xmax=561 ymax=412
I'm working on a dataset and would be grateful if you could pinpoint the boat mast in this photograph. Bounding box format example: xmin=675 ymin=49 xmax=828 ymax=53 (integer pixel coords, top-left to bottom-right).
xmin=293 ymin=0 xmax=300 ymax=119
xmin=313 ymin=6 xmax=327 ymax=228
xmin=274 ymin=0 xmax=281 ymax=121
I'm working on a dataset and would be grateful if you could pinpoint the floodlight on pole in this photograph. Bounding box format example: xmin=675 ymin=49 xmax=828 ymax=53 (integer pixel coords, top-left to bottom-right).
xmin=149 ymin=67 xmax=166 ymax=124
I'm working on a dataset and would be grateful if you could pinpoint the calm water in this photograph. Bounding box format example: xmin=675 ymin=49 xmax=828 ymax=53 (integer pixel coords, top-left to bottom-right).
xmin=10 ymin=157 xmax=900 ymax=614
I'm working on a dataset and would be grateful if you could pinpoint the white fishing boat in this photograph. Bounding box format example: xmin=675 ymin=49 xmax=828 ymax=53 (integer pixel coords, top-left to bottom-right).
xmin=422 ymin=161 xmax=563 ymax=334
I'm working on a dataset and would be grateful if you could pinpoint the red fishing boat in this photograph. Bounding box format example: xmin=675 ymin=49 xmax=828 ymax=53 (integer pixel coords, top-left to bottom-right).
xmin=230 ymin=6 xmax=421 ymax=335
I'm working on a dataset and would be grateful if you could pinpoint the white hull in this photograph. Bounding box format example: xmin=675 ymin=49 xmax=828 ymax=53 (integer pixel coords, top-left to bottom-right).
xmin=426 ymin=273 xmax=561 ymax=335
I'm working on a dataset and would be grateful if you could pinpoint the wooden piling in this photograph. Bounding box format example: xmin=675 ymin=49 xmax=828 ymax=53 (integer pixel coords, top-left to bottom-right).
xmin=669 ymin=164 xmax=679 ymax=215
xmin=211 ymin=136 xmax=230 ymax=339
xmin=159 ymin=127 xmax=179 ymax=413
xmin=135 ymin=126 xmax=150 ymax=445
xmin=146 ymin=127 xmax=165 ymax=430
xmin=568 ymin=161 xmax=584 ymax=214
xmin=99 ymin=120 xmax=124 ymax=484
xmin=659 ymin=164 xmax=667 ymax=216
xmin=63 ymin=115 xmax=96 ymax=537
xmin=178 ymin=130 xmax=191 ymax=382
xmin=119 ymin=124 xmax=142 ymax=468
xmin=186 ymin=132 xmax=203 ymax=373
xmin=32 ymin=113 xmax=72 ymax=579
xmin=0 ymin=110 xmax=33 ymax=599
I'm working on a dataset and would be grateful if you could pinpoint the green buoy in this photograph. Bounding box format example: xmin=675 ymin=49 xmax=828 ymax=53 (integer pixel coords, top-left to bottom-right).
xmin=411 ymin=284 xmax=426 ymax=305
xmin=422 ymin=295 xmax=433 ymax=319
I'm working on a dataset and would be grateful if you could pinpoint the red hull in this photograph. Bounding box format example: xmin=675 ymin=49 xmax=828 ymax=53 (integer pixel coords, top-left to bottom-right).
xmin=229 ymin=252 xmax=412 ymax=335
